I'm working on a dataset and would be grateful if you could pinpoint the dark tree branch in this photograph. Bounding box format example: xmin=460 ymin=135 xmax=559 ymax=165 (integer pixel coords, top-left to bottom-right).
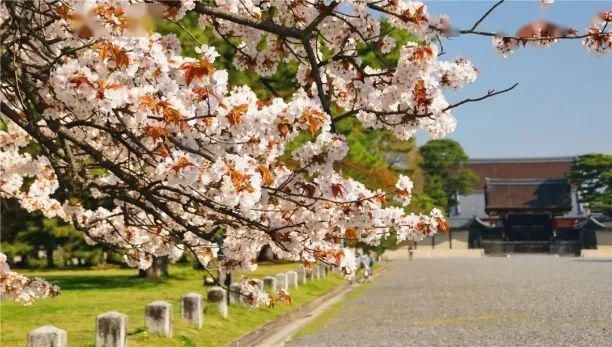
xmin=304 ymin=1 xmax=339 ymax=33
xmin=469 ymin=0 xmax=505 ymax=32
xmin=192 ymin=2 xmax=306 ymax=39
xmin=443 ymin=82 xmax=519 ymax=111
xmin=303 ymin=39 xmax=331 ymax=115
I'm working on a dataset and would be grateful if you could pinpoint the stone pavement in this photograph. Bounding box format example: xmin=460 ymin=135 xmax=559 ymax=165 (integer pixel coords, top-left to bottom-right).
xmin=289 ymin=256 xmax=612 ymax=347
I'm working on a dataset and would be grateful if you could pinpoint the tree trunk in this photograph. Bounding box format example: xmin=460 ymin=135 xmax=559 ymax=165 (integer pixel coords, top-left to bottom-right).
xmin=139 ymin=256 xmax=169 ymax=278
xmin=46 ymin=247 xmax=55 ymax=268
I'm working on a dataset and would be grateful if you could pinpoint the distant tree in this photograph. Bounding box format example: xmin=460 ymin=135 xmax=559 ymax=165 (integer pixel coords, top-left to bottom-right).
xmin=1 ymin=201 xmax=103 ymax=268
xmin=568 ymin=153 xmax=612 ymax=215
xmin=419 ymin=139 xmax=477 ymax=212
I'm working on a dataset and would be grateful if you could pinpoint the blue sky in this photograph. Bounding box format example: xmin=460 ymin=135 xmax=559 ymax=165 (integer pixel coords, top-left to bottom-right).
xmin=413 ymin=1 xmax=612 ymax=158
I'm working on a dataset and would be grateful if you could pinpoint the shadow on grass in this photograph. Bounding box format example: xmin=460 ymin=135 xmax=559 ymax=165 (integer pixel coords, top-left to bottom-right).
xmin=42 ymin=272 xmax=197 ymax=291
xmin=128 ymin=327 xmax=147 ymax=336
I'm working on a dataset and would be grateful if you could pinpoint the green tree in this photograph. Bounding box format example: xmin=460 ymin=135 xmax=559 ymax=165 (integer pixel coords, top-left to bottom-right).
xmin=419 ymin=139 xmax=477 ymax=212
xmin=567 ymin=153 xmax=612 ymax=215
xmin=2 ymin=195 xmax=114 ymax=268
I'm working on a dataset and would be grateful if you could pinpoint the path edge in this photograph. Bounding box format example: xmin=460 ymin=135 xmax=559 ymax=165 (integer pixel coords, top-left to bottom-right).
xmin=228 ymin=281 xmax=352 ymax=347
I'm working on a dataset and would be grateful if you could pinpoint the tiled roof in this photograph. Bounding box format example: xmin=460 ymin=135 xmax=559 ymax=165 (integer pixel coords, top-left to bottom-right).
xmin=449 ymin=216 xmax=495 ymax=229
xmin=466 ymin=157 xmax=575 ymax=190
xmin=455 ymin=192 xmax=487 ymax=218
xmin=449 ymin=192 xmax=487 ymax=228
xmin=468 ymin=156 xmax=575 ymax=164
xmin=485 ymin=178 xmax=572 ymax=213
xmin=450 ymin=189 xmax=585 ymax=228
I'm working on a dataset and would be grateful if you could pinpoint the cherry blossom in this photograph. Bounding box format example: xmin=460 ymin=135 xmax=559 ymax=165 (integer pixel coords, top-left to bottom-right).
xmin=0 ymin=0 xmax=608 ymax=305
xmin=395 ymin=175 xmax=414 ymax=206
xmin=239 ymin=278 xmax=271 ymax=307
xmin=0 ymin=253 xmax=59 ymax=305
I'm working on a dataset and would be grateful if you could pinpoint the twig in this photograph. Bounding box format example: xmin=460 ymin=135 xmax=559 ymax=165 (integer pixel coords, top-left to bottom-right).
xmin=469 ymin=0 xmax=505 ymax=31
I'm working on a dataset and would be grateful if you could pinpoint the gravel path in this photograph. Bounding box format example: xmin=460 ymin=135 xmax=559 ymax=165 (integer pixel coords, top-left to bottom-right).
xmin=289 ymin=255 xmax=612 ymax=347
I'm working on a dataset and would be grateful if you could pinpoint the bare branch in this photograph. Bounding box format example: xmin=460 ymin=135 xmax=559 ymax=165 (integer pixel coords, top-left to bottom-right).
xmin=444 ymin=82 xmax=519 ymax=112
xmin=469 ymin=0 xmax=505 ymax=32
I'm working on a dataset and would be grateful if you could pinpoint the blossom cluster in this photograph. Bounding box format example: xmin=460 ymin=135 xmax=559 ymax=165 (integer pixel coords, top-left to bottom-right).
xmin=239 ymin=278 xmax=271 ymax=307
xmin=0 ymin=0 xmax=607 ymax=305
xmin=492 ymin=10 xmax=611 ymax=57
xmin=195 ymin=1 xmax=483 ymax=140
xmin=0 ymin=253 xmax=59 ymax=304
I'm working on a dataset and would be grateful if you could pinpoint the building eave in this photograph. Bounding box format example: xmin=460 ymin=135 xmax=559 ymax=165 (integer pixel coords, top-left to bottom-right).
xmin=468 ymin=156 xmax=576 ymax=164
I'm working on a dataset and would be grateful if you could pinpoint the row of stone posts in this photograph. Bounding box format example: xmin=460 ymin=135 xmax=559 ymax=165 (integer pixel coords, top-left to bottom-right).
xmin=26 ymin=264 xmax=333 ymax=346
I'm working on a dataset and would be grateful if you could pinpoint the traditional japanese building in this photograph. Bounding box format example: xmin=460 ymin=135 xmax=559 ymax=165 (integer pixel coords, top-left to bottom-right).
xmin=449 ymin=157 xmax=610 ymax=255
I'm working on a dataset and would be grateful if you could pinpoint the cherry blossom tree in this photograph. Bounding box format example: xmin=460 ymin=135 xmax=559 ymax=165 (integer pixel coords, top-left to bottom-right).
xmin=1 ymin=0 xmax=610 ymax=305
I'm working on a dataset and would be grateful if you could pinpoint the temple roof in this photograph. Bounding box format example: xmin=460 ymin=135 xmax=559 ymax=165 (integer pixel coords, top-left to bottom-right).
xmin=466 ymin=157 xmax=575 ymax=190
xmin=485 ymin=178 xmax=572 ymax=214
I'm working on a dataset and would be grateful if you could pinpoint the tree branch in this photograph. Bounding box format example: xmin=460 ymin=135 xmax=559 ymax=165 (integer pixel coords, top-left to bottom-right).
xmin=304 ymin=1 xmax=339 ymax=33
xmin=443 ymin=82 xmax=519 ymax=112
xmin=303 ymin=39 xmax=331 ymax=115
xmin=469 ymin=0 xmax=505 ymax=32
xmin=192 ymin=2 xmax=306 ymax=39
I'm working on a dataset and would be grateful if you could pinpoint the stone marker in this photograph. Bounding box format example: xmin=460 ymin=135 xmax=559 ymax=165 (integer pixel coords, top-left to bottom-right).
xmin=96 ymin=311 xmax=127 ymax=347
xmin=28 ymin=326 xmax=67 ymax=347
xmin=262 ymin=276 xmax=276 ymax=292
xmin=275 ymin=273 xmax=288 ymax=291
xmin=286 ymin=271 xmax=299 ymax=289
xmin=312 ymin=265 xmax=321 ymax=280
xmin=229 ymin=283 xmax=242 ymax=305
xmin=145 ymin=301 xmax=172 ymax=337
xmin=207 ymin=286 xmax=225 ymax=302
xmin=203 ymin=276 xmax=215 ymax=286
xmin=305 ymin=267 xmax=313 ymax=280
xmin=207 ymin=286 xmax=228 ymax=318
xmin=297 ymin=268 xmax=308 ymax=285
xmin=181 ymin=293 xmax=203 ymax=328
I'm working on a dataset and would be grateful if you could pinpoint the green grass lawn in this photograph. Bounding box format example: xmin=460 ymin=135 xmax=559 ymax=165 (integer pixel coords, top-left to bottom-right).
xmin=0 ymin=263 xmax=344 ymax=346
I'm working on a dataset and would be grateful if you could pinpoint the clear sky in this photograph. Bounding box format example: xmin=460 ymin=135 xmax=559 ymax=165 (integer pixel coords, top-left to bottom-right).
xmin=413 ymin=0 xmax=612 ymax=158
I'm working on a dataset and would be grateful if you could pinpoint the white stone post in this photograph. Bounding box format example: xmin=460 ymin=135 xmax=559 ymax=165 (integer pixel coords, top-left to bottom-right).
xmin=319 ymin=265 xmax=327 ymax=278
xmin=181 ymin=293 xmax=203 ymax=328
xmin=96 ymin=311 xmax=127 ymax=347
xmin=28 ymin=326 xmax=67 ymax=347
xmin=275 ymin=273 xmax=288 ymax=291
xmin=262 ymin=276 xmax=277 ymax=292
xmin=286 ymin=271 xmax=299 ymax=289
xmin=297 ymin=268 xmax=308 ymax=285
xmin=313 ymin=265 xmax=321 ymax=280
xmin=229 ymin=283 xmax=243 ymax=305
xmin=145 ymin=301 xmax=172 ymax=337
xmin=207 ymin=286 xmax=228 ymax=318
